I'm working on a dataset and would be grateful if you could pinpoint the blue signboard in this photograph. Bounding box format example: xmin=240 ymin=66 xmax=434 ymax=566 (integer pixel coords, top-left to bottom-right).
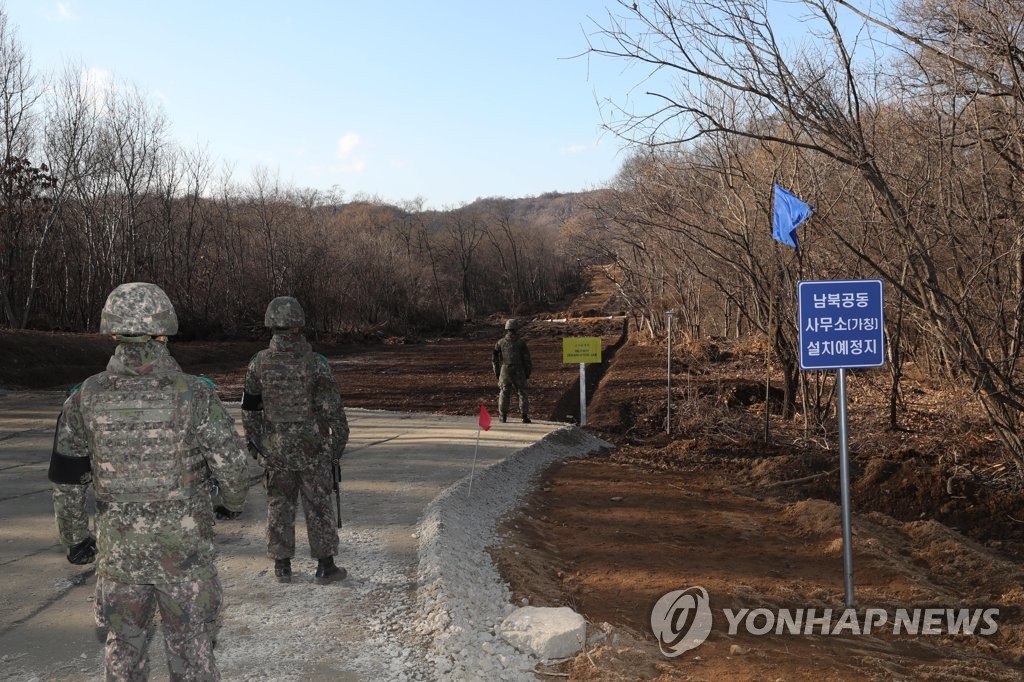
xmin=798 ymin=280 xmax=885 ymax=370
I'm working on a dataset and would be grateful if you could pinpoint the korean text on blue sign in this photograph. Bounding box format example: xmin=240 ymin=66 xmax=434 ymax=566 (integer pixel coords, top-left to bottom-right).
xmin=798 ymin=279 xmax=885 ymax=370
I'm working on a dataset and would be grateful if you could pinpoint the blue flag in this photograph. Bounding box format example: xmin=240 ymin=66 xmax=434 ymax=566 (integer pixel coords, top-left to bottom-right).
xmin=772 ymin=183 xmax=813 ymax=249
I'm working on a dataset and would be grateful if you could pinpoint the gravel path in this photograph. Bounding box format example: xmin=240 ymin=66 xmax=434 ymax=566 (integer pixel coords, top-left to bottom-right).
xmin=0 ymin=397 xmax=609 ymax=681
xmin=414 ymin=427 xmax=610 ymax=681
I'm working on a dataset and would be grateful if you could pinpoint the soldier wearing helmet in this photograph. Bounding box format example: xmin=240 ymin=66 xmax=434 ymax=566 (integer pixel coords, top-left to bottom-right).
xmin=492 ymin=318 xmax=533 ymax=423
xmin=241 ymin=296 xmax=349 ymax=584
xmin=48 ymin=282 xmax=250 ymax=680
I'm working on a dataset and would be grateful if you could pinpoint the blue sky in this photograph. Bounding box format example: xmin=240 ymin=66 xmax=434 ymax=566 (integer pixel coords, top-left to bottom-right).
xmin=6 ymin=1 xmax=646 ymax=208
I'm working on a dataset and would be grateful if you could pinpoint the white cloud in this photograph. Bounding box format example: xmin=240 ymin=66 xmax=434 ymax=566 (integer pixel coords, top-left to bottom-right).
xmin=337 ymin=133 xmax=361 ymax=160
xmin=53 ymin=2 xmax=78 ymax=21
xmin=560 ymin=144 xmax=588 ymax=155
xmin=329 ymin=133 xmax=367 ymax=174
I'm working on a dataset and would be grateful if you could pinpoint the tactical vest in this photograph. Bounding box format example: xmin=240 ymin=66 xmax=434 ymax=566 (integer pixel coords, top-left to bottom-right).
xmin=79 ymin=372 xmax=202 ymax=503
xmin=260 ymin=351 xmax=313 ymax=423
xmin=497 ymin=337 xmax=523 ymax=369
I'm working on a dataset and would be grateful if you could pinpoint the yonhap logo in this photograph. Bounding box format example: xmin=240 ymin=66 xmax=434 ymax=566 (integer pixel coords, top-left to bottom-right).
xmin=650 ymin=586 xmax=714 ymax=656
xmin=649 ymin=587 xmax=1001 ymax=658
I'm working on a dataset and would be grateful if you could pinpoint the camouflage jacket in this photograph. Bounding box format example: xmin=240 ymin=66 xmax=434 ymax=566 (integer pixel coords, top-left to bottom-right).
xmin=241 ymin=332 xmax=349 ymax=470
xmin=50 ymin=338 xmax=249 ymax=584
xmin=492 ymin=332 xmax=532 ymax=385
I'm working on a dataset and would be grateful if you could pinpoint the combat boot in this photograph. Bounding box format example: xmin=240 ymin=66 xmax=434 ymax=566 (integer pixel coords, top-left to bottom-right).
xmin=522 ymin=416 xmax=532 ymax=424
xmin=274 ymin=558 xmax=291 ymax=583
xmin=315 ymin=557 xmax=347 ymax=584
xmin=500 ymin=414 xmax=508 ymax=423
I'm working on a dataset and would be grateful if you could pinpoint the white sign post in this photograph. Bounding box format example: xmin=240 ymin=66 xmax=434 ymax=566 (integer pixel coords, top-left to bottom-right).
xmin=563 ymin=337 xmax=602 ymax=427
xmin=579 ymin=362 xmax=587 ymax=426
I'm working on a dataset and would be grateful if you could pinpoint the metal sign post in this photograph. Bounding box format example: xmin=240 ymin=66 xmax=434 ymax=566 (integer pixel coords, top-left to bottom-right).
xmin=563 ymin=337 xmax=602 ymax=427
xmin=579 ymin=362 xmax=587 ymax=426
xmin=798 ymin=279 xmax=885 ymax=608
xmin=836 ymin=367 xmax=854 ymax=606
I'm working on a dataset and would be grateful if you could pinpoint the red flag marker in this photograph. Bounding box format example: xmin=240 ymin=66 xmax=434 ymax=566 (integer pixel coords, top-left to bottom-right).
xmin=469 ymin=404 xmax=492 ymax=496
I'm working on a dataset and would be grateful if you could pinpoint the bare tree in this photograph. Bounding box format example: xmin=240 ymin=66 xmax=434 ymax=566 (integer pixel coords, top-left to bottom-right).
xmin=439 ymin=207 xmax=487 ymax=320
xmin=0 ymin=8 xmax=47 ymax=328
xmin=587 ymin=0 xmax=1024 ymax=463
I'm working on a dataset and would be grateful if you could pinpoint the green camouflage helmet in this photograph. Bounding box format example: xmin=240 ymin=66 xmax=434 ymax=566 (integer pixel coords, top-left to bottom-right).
xmin=505 ymin=318 xmax=520 ymax=331
xmin=99 ymin=282 xmax=178 ymax=336
xmin=265 ymin=296 xmax=305 ymax=329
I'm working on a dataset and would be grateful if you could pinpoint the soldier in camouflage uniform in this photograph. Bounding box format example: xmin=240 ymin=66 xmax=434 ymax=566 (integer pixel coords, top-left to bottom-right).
xmin=492 ymin=318 xmax=532 ymax=423
xmin=48 ymin=282 xmax=250 ymax=682
xmin=241 ymin=296 xmax=349 ymax=584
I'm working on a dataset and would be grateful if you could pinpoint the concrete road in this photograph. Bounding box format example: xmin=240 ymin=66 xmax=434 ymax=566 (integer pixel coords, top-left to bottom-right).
xmin=0 ymin=389 xmax=561 ymax=680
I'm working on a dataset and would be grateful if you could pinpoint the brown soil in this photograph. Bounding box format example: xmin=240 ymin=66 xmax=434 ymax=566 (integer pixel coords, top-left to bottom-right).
xmin=492 ymin=446 xmax=1024 ymax=680
xmin=489 ymin=330 xmax=1024 ymax=680
xmin=0 ymin=319 xmax=624 ymax=423
xmin=4 ymin=267 xmax=1024 ymax=679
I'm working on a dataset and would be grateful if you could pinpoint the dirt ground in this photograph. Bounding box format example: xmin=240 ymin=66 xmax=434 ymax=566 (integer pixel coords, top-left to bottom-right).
xmin=486 ymin=275 xmax=1024 ymax=680
xmin=4 ymin=268 xmax=1024 ymax=680
xmin=0 ymin=317 xmax=624 ymax=423
xmin=490 ymin=347 xmax=1024 ymax=680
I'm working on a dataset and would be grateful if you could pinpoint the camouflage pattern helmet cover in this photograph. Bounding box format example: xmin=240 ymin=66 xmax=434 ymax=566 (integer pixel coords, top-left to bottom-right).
xmin=505 ymin=318 xmax=520 ymax=331
xmin=265 ymin=296 xmax=305 ymax=329
xmin=99 ymin=282 xmax=178 ymax=336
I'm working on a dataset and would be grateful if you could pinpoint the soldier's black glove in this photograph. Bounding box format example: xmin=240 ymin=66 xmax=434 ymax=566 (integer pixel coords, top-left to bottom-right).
xmin=214 ymin=505 xmax=242 ymax=520
xmin=67 ymin=536 xmax=97 ymax=565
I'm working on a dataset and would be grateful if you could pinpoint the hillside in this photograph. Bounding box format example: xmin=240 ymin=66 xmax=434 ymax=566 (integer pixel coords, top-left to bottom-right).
xmin=460 ymin=190 xmax=608 ymax=233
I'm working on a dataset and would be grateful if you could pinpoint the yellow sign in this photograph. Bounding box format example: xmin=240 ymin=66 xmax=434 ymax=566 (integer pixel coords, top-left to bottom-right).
xmin=563 ymin=337 xmax=602 ymax=364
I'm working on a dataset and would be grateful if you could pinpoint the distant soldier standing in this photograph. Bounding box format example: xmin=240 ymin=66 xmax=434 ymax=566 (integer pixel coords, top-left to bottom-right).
xmin=492 ymin=318 xmax=532 ymax=423
xmin=241 ymin=296 xmax=349 ymax=584
xmin=49 ymin=282 xmax=250 ymax=681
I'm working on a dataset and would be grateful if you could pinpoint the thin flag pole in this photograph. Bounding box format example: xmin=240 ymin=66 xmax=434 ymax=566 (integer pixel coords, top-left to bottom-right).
xmin=469 ymin=403 xmax=491 ymax=497
xmin=468 ymin=428 xmax=481 ymax=496
xmin=666 ymin=310 xmax=673 ymax=435
xmin=764 ymin=295 xmax=772 ymax=443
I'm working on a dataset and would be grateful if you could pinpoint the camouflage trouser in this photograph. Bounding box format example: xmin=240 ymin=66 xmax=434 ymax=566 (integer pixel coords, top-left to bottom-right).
xmin=95 ymin=574 xmax=222 ymax=682
xmin=265 ymin=462 xmax=339 ymax=560
xmin=498 ymin=380 xmax=529 ymax=420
